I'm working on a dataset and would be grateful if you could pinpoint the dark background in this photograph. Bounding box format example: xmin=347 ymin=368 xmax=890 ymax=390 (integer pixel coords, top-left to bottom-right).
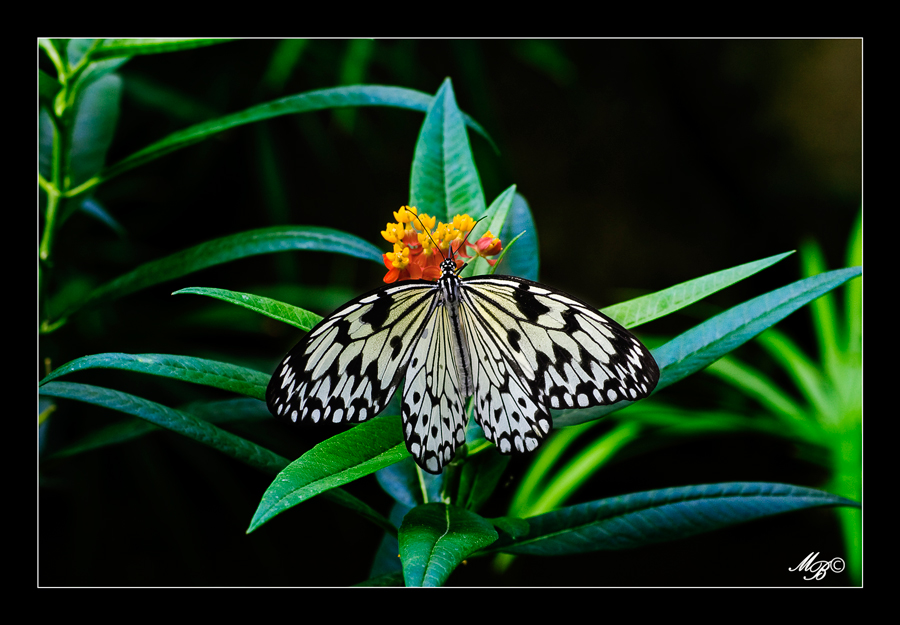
xmin=39 ymin=39 xmax=861 ymax=586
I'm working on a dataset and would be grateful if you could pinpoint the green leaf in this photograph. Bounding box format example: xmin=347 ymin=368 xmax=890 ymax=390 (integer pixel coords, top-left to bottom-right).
xmin=59 ymin=40 xmax=129 ymax=115
xmin=248 ymin=415 xmax=408 ymax=533
xmin=39 ymin=382 xmax=289 ymax=474
xmin=376 ymin=457 xmax=443 ymax=508
xmin=173 ymin=287 xmax=323 ymax=332
xmin=65 ymin=71 xmax=122 ymax=193
xmin=79 ymin=197 xmax=127 ymax=237
xmin=64 ymin=39 xmax=100 ymax=67
xmin=38 ymin=107 xmax=55 ymax=181
xmin=516 ymin=421 xmax=644 ymax=519
xmin=462 ymin=184 xmax=516 ymax=279
xmin=399 ymin=503 xmax=498 ymax=587
xmin=39 ymin=353 xmax=269 ymax=401
xmin=89 ymin=38 xmax=233 ymax=60
xmin=354 ymin=572 xmax=405 ymax=587
xmin=81 ymin=84 xmax=495 ymax=193
xmin=845 ymin=211 xmax=862 ymax=349
xmin=40 ymin=382 xmax=389 ymax=531
xmin=488 ymin=482 xmax=860 ymax=556
xmin=705 ymin=355 xmax=809 ymax=424
xmin=47 ymin=398 xmax=269 ymax=460
xmin=652 ymin=267 xmax=861 ymax=393
xmin=498 ymin=192 xmax=540 ymax=281
xmin=260 ymin=40 xmax=309 ymax=95
xmin=554 ymin=266 xmax=861 ymax=427
xmin=43 ymin=226 xmax=380 ymax=332
xmin=602 ymin=251 xmax=795 ymax=329
xmin=455 ymin=450 xmax=510 ymax=512
xmin=48 ymin=415 xmax=160 ymax=459
xmin=409 ymin=78 xmax=486 ymax=223
xmin=487 ymin=516 xmax=531 ymax=539
xmin=38 ymin=39 xmax=66 ymax=74
xmin=319 ymin=488 xmax=399 ymax=538
xmin=476 ymin=185 xmax=516 ymax=243
xmin=801 ymin=240 xmax=840 ymax=375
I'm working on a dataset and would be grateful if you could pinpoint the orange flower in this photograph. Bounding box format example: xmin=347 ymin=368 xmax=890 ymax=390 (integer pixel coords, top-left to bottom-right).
xmin=474 ymin=232 xmax=502 ymax=261
xmin=380 ymin=207 xmax=503 ymax=283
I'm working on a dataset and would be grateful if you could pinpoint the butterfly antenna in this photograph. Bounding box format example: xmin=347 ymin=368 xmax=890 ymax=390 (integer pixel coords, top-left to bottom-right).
xmin=452 ymin=216 xmax=488 ymax=272
xmin=407 ymin=209 xmax=487 ymax=267
xmin=408 ymin=210 xmax=448 ymax=261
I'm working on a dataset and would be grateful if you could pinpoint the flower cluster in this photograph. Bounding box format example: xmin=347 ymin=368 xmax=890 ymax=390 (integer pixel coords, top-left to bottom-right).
xmin=380 ymin=206 xmax=502 ymax=283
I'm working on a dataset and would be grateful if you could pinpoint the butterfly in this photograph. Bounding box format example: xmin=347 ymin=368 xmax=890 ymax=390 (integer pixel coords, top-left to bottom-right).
xmin=266 ymin=234 xmax=659 ymax=474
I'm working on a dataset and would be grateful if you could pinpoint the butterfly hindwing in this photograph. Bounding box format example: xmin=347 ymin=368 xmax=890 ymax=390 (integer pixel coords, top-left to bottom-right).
xmin=402 ymin=300 xmax=469 ymax=473
xmin=458 ymin=286 xmax=550 ymax=455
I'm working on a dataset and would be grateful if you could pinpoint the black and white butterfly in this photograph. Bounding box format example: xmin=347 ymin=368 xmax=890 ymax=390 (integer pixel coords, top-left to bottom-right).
xmin=267 ymin=248 xmax=659 ymax=474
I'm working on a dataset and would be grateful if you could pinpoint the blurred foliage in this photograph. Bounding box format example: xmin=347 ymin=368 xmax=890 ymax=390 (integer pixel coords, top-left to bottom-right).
xmin=502 ymin=212 xmax=861 ymax=584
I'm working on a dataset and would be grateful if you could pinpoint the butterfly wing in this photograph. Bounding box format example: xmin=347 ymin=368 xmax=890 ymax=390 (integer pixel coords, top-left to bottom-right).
xmin=267 ymin=266 xmax=659 ymax=474
xmin=459 ymin=275 xmax=659 ymax=454
xmin=402 ymin=300 xmax=469 ymax=474
xmin=266 ymin=280 xmax=438 ymax=427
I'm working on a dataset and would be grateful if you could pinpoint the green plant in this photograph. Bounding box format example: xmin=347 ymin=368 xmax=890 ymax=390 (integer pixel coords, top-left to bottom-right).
xmin=703 ymin=217 xmax=862 ymax=583
xmin=499 ymin=215 xmax=862 ymax=583
xmin=39 ymin=39 xmax=495 ymax=332
xmin=39 ymin=41 xmax=861 ymax=586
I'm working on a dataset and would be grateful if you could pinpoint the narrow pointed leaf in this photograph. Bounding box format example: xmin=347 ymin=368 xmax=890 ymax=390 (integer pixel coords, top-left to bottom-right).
xmin=555 ymin=266 xmax=861 ymax=427
xmin=48 ymin=415 xmax=160 ymax=459
xmin=89 ymin=38 xmax=233 ymax=60
xmin=39 ymin=353 xmax=269 ymax=400
xmin=66 ymin=72 xmax=122 ymax=190
xmin=399 ymin=503 xmax=498 ymax=587
xmin=488 ymin=516 xmax=531 ymax=539
xmin=651 ymin=267 xmax=861 ymax=391
xmin=248 ymin=415 xmax=407 ymax=532
xmin=410 ymin=79 xmax=485 ymax=223
xmin=47 ymin=397 xmax=269 ymax=460
xmin=498 ymin=192 xmax=540 ymax=281
xmin=462 ymin=184 xmax=516 ymax=279
xmin=488 ymin=482 xmax=860 ymax=556
xmin=174 ymin=287 xmax=323 ymax=331
xmin=602 ymin=251 xmax=795 ymax=329
xmin=39 ymin=381 xmax=289 ymax=474
xmin=90 ymin=85 xmax=494 ymax=189
xmin=705 ymin=355 xmax=808 ymax=423
xmin=456 ymin=451 xmax=510 ymax=512
xmin=43 ymin=226 xmax=380 ymax=332
xmin=39 ymin=382 xmax=390 ymax=531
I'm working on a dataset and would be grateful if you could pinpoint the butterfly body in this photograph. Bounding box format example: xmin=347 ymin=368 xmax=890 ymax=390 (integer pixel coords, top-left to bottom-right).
xmin=267 ymin=258 xmax=659 ymax=474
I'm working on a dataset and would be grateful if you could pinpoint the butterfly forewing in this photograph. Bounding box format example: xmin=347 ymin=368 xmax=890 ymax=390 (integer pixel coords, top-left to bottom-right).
xmin=458 ymin=276 xmax=658 ymax=456
xmin=266 ymin=280 xmax=437 ymax=427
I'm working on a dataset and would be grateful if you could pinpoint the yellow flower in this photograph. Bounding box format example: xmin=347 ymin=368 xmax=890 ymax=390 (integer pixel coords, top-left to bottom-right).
xmin=381 ymin=222 xmax=404 ymax=244
xmin=394 ymin=205 xmax=418 ymax=224
xmin=452 ymin=214 xmax=476 ymax=234
xmin=385 ymin=243 xmax=410 ymax=269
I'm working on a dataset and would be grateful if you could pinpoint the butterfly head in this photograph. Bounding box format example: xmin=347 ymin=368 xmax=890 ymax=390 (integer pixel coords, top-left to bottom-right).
xmin=440 ymin=257 xmax=461 ymax=278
